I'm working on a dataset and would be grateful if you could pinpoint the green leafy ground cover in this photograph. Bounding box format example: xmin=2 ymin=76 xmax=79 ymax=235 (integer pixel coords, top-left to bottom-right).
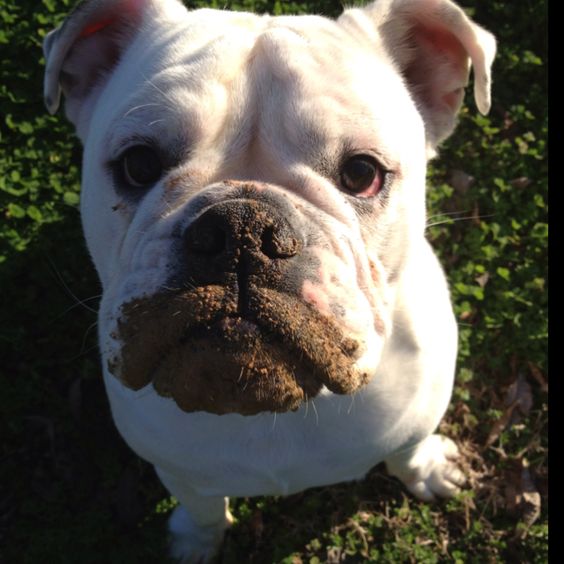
xmin=1 ymin=0 xmax=547 ymax=562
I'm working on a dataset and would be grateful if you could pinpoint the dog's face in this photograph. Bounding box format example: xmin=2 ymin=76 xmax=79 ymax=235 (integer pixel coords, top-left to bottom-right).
xmin=44 ymin=0 xmax=494 ymax=415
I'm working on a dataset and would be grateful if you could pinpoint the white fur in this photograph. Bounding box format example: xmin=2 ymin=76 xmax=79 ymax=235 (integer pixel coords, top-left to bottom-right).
xmin=44 ymin=0 xmax=495 ymax=561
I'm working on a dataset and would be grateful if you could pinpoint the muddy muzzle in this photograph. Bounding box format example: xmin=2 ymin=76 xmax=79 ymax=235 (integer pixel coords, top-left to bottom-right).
xmin=110 ymin=193 xmax=368 ymax=415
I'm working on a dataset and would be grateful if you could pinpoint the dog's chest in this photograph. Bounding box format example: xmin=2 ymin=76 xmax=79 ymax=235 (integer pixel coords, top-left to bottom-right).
xmin=105 ymin=374 xmax=402 ymax=497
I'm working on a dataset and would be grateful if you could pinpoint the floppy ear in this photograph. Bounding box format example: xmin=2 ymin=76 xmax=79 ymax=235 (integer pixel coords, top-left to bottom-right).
xmin=43 ymin=0 xmax=185 ymax=131
xmin=340 ymin=0 xmax=496 ymax=150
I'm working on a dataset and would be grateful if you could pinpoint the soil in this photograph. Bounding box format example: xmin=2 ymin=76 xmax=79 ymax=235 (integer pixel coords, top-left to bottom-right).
xmin=114 ymin=283 xmax=367 ymax=415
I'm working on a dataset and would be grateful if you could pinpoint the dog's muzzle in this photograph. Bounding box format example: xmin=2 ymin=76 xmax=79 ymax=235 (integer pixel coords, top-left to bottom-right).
xmin=109 ymin=188 xmax=369 ymax=415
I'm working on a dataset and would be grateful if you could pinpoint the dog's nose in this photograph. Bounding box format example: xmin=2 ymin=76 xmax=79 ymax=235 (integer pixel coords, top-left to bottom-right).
xmin=183 ymin=198 xmax=303 ymax=277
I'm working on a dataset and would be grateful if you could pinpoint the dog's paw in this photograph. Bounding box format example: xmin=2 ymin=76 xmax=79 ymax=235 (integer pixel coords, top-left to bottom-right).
xmin=385 ymin=435 xmax=466 ymax=502
xmin=168 ymin=505 xmax=233 ymax=563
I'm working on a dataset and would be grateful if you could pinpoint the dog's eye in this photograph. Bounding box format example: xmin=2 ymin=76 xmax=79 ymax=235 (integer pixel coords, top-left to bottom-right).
xmin=340 ymin=155 xmax=385 ymax=197
xmin=120 ymin=145 xmax=163 ymax=188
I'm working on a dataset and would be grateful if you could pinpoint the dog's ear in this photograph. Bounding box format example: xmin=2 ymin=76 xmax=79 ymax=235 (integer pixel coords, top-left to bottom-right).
xmin=339 ymin=0 xmax=496 ymax=151
xmin=43 ymin=0 xmax=185 ymax=131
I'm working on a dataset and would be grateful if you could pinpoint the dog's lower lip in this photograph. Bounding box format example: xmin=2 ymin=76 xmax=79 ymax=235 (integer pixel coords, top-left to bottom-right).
xmin=114 ymin=286 xmax=367 ymax=413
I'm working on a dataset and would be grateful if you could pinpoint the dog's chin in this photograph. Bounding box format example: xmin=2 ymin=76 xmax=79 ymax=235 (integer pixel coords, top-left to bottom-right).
xmin=108 ymin=285 xmax=369 ymax=415
xmin=151 ymin=320 xmax=324 ymax=415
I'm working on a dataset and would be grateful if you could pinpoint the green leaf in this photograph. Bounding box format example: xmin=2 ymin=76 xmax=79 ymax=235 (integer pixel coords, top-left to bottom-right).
xmin=26 ymin=205 xmax=42 ymax=222
xmin=496 ymin=267 xmax=511 ymax=281
xmin=7 ymin=203 xmax=26 ymax=218
xmin=18 ymin=121 xmax=33 ymax=134
xmin=63 ymin=191 xmax=80 ymax=206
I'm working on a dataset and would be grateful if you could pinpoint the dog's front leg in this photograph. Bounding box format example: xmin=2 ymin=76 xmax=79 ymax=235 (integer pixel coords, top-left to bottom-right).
xmin=385 ymin=435 xmax=466 ymax=502
xmin=156 ymin=467 xmax=233 ymax=563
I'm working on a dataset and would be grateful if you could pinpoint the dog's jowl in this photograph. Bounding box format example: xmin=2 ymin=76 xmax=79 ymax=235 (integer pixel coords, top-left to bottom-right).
xmin=44 ymin=0 xmax=495 ymax=560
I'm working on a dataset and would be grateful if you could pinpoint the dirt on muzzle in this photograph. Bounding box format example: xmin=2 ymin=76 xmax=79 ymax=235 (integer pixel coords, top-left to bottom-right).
xmin=110 ymin=283 xmax=368 ymax=415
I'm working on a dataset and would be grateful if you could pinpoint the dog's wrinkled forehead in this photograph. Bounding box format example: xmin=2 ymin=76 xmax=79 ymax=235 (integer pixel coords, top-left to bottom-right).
xmin=45 ymin=0 xmax=495 ymax=157
xmin=95 ymin=12 xmax=415 ymax=174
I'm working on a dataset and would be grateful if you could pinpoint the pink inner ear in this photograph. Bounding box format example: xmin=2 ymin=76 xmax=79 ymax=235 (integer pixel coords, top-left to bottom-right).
xmin=421 ymin=24 xmax=466 ymax=59
xmin=77 ymin=0 xmax=144 ymax=39
xmin=442 ymin=87 xmax=464 ymax=112
xmin=79 ymin=17 xmax=117 ymax=39
xmin=407 ymin=22 xmax=468 ymax=112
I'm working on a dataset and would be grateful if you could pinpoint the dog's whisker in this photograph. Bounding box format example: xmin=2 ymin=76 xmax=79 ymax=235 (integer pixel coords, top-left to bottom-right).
xmin=67 ymin=343 xmax=99 ymax=362
xmin=347 ymin=393 xmax=356 ymax=415
xmin=237 ymin=366 xmax=245 ymax=383
xmin=426 ymin=209 xmax=472 ymax=221
xmin=425 ymin=212 xmax=497 ymax=229
xmin=310 ymin=398 xmax=319 ymax=426
xmin=123 ymin=102 xmax=163 ymax=118
xmin=141 ymin=73 xmax=178 ymax=107
xmin=159 ymin=199 xmax=176 ymax=216
xmin=47 ymin=257 xmax=99 ymax=314
xmin=160 ymin=284 xmax=184 ymax=293
xmin=53 ymin=294 xmax=102 ymax=321
xmin=81 ymin=320 xmax=98 ymax=343
xmin=65 ymin=321 xmax=99 ymax=362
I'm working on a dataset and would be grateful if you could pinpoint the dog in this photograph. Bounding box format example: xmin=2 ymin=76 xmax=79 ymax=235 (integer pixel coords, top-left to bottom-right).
xmin=43 ymin=0 xmax=495 ymax=560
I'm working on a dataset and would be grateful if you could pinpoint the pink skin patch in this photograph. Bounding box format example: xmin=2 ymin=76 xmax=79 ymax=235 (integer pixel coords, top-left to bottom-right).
xmin=300 ymin=248 xmax=378 ymax=338
xmin=79 ymin=17 xmax=115 ymax=38
xmin=368 ymin=257 xmax=380 ymax=285
xmin=302 ymin=280 xmax=332 ymax=317
xmin=411 ymin=22 xmax=468 ymax=113
xmin=78 ymin=0 xmax=144 ymax=39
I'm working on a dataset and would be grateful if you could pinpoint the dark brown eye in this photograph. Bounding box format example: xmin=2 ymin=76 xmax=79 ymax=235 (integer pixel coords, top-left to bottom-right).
xmin=120 ymin=145 xmax=163 ymax=188
xmin=341 ymin=155 xmax=385 ymax=197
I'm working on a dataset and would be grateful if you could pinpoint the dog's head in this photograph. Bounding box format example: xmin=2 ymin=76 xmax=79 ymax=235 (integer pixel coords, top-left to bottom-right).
xmin=44 ymin=0 xmax=494 ymax=415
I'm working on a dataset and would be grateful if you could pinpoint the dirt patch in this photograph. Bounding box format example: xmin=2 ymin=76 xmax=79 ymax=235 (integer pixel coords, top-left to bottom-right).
xmin=113 ymin=283 xmax=367 ymax=415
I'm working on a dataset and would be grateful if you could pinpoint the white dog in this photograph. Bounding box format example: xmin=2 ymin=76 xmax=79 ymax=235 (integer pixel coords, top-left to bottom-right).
xmin=44 ymin=0 xmax=495 ymax=560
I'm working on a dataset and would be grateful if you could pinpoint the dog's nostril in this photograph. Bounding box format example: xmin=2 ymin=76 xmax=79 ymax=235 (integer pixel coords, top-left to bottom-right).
xmin=261 ymin=225 xmax=301 ymax=259
xmin=183 ymin=198 xmax=304 ymax=267
xmin=185 ymin=223 xmax=226 ymax=255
